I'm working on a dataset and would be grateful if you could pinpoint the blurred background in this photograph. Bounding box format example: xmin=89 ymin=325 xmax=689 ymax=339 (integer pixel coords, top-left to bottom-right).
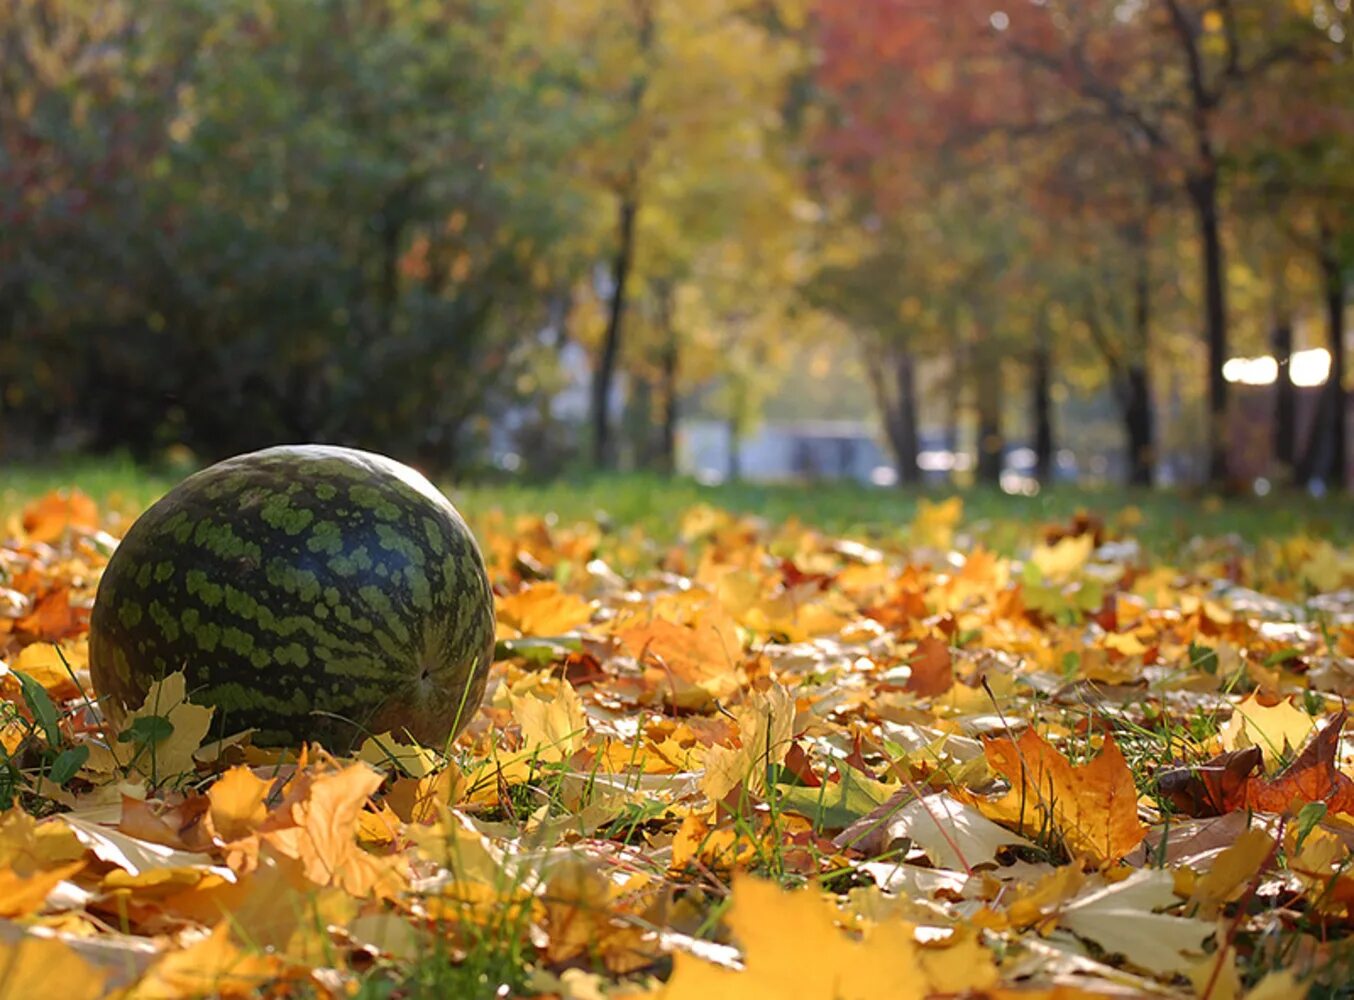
xmin=0 ymin=0 xmax=1349 ymax=494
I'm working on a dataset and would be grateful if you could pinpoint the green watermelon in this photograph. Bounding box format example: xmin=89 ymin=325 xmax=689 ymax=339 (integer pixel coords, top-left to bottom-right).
xmin=89 ymin=445 xmax=495 ymax=751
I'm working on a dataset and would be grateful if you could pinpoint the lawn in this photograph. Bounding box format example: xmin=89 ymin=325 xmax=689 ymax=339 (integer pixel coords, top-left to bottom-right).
xmin=0 ymin=455 xmax=1352 ymax=997
xmin=4 ymin=455 xmax=1350 ymax=553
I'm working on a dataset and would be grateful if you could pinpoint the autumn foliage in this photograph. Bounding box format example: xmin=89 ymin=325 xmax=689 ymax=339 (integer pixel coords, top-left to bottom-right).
xmin=0 ymin=489 xmax=1352 ymax=996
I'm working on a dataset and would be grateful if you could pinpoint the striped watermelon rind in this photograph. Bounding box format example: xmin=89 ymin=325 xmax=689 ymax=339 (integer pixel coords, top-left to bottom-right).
xmin=89 ymin=445 xmax=495 ymax=751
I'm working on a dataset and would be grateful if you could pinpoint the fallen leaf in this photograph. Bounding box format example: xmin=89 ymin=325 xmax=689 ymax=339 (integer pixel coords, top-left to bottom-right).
xmin=982 ymin=730 xmax=1145 ymax=864
xmin=1220 ymin=695 xmax=1317 ymax=770
xmin=660 ymin=875 xmax=925 ymax=1000
xmin=837 ymin=791 xmax=1036 ymax=871
xmin=0 ymin=932 xmax=109 ymax=1000
xmin=701 ymin=684 xmax=796 ymax=802
xmin=22 ymin=489 xmax=98 ymax=543
xmin=1058 ymin=869 xmax=1215 ymax=977
xmin=208 ymin=766 xmax=273 ymax=842
xmin=497 ymin=582 xmax=593 ymax=636
xmin=904 ymin=636 xmax=953 ymax=697
xmin=511 ymin=679 xmax=588 ymax=761
xmin=125 ymin=923 xmax=286 ymax=999
xmin=1245 ymin=710 xmax=1354 ymax=816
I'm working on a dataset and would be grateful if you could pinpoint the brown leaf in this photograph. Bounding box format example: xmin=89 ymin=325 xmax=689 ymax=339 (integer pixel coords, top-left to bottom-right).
xmin=1155 ymin=746 xmax=1262 ymax=818
xmin=1244 ymin=710 xmax=1354 ymax=816
xmin=904 ymin=635 xmax=954 ymax=697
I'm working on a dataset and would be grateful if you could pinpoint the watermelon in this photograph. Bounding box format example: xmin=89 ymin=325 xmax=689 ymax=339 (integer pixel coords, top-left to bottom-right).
xmin=89 ymin=445 xmax=495 ymax=751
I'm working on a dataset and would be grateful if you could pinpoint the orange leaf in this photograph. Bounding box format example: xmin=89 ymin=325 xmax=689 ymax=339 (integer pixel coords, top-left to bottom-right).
xmin=496 ymin=582 xmax=593 ymax=636
xmin=983 ymin=729 xmax=1145 ymax=864
xmin=618 ymin=613 xmax=743 ymax=707
xmin=22 ymin=489 xmax=98 ymax=543
xmin=903 ymin=635 xmax=953 ymax=697
xmin=16 ymin=588 xmax=86 ymax=642
xmin=126 ymin=923 xmax=286 ymax=999
xmin=0 ymin=860 xmax=85 ymax=917
xmin=208 ymin=767 xmax=274 ymax=842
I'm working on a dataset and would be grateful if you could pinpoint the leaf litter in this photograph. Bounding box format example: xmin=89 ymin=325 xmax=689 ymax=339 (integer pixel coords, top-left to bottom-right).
xmin=0 ymin=492 xmax=1352 ymax=997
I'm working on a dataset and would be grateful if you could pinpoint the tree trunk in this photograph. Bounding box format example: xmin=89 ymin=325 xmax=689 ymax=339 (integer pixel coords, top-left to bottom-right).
xmin=1328 ymin=252 xmax=1348 ymax=492
xmin=592 ymin=195 xmax=638 ymax=469
xmin=1271 ymin=315 xmax=1295 ymax=482
xmin=864 ymin=346 xmax=919 ymax=485
xmin=657 ymin=295 xmax=679 ymax=476
xmin=1032 ymin=326 xmax=1053 ymax=484
xmin=1188 ymin=170 xmax=1229 ymax=486
xmin=975 ymin=361 xmax=1003 ymax=486
xmin=1123 ymin=365 xmax=1155 ymax=488
xmin=1299 ymin=232 xmax=1347 ymax=490
xmin=1127 ymin=249 xmax=1155 ymax=487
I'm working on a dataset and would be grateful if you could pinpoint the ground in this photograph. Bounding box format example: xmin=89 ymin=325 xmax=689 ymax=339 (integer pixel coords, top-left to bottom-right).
xmin=0 ymin=462 xmax=1352 ymax=998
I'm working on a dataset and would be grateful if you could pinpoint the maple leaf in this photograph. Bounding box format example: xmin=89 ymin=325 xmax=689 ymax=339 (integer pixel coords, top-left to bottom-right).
xmin=1190 ymin=827 xmax=1276 ymax=911
xmin=1244 ymin=710 xmax=1354 ymax=816
xmin=1219 ymin=694 xmax=1317 ymax=770
xmin=0 ymin=933 xmax=109 ymax=1000
xmin=617 ymin=613 xmax=743 ymax=709
xmin=15 ymin=587 xmax=86 ymax=642
xmin=659 ymin=875 xmax=926 ymax=1000
xmin=496 ymin=581 xmax=593 ymax=636
xmin=982 ymin=729 xmax=1145 ymax=864
xmin=837 ymin=791 xmax=1035 ymax=870
xmin=781 ymin=765 xmax=895 ymax=831
xmin=510 ymin=678 xmax=588 ymax=761
xmin=125 ymin=923 xmax=288 ymax=999
xmin=701 ymin=683 xmax=796 ymax=802
xmin=903 ymin=634 xmax=953 ymax=697
xmin=0 ymin=860 xmax=85 ymax=917
xmin=1156 ymin=746 xmax=1262 ymax=817
xmin=10 ymin=640 xmax=85 ymax=700
xmin=1057 ymin=870 xmax=1215 ymax=978
xmin=90 ymin=671 xmax=215 ymax=784
xmin=207 ymin=766 xmax=274 ymax=842
xmin=258 ymin=759 xmax=406 ymax=897
xmin=21 ymin=489 xmax=98 ymax=543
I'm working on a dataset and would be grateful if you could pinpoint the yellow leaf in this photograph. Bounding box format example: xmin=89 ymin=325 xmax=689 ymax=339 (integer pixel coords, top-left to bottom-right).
xmin=701 ymin=684 xmax=796 ymax=802
xmin=511 ymin=679 xmax=588 ymax=761
xmin=109 ymin=672 xmax=215 ymax=783
xmin=1219 ymin=695 xmax=1316 ymax=770
xmin=617 ymin=614 xmax=743 ymax=709
xmin=1192 ymin=827 xmax=1275 ymax=909
xmin=0 ymin=860 xmax=85 ymax=917
xmin=0 ymin=810 xmax=86 ymax=874
xmin=1191 ymin=947 xmax=1242 ymax=1000
xmin=911 ymin=497 xmax=962 ymax=550
xmin=1030 ymin=533 xmax=1095 ymax=582
xmin=661 ymin=875 xmax=925 ymax=1000
xmin=0 ymin=933 xmax=109 ymax=1000
xmin=126 ymin=923 xmax=285 ymax=999
xmin=11 ymin=640 xmax=86 ymax=699
xmin=497 ymin=582 xmax=593 ymax=636
xmin=208 ymin=767 xmax=272 ymax=842
xmin=357 ymin=731 xmax=442 ymax=777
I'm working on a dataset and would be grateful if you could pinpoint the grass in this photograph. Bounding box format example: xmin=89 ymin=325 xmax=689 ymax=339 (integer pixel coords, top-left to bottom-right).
xmin=4 ymin=454 xmax=1349 ymax=555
